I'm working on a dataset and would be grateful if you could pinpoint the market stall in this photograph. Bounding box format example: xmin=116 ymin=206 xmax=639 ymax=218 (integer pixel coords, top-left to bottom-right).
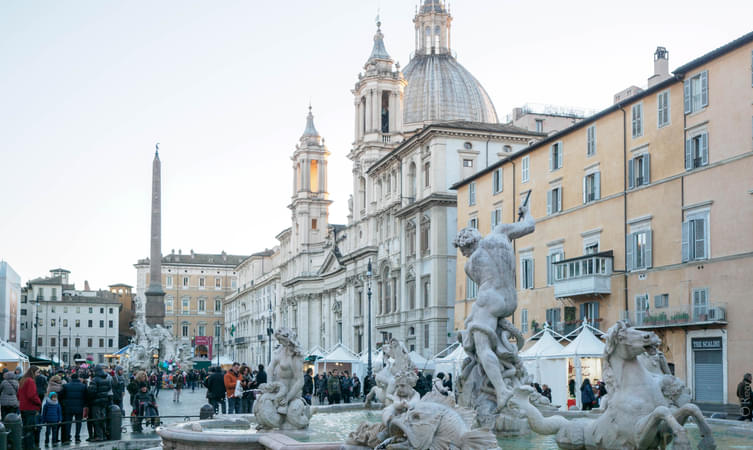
xmin=409 ymin=351 xmax=435 ymax=372
xmin=519 ymin=327 xmax=568 ymax=409
xmin=556 ymin=324 xmax=605 ymax=409
xmin=0 ymin=340 xmax=29 ymax=372
xmin=316 ymin=344 xmax=361 ymax=377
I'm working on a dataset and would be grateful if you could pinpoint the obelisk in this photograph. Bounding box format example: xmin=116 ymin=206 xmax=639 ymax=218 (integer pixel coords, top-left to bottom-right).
xmin=145 ymin=145 xmax=165 ymax=326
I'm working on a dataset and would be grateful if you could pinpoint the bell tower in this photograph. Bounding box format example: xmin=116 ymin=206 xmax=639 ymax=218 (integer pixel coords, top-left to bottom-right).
xmin=290 ymin=107 xmax=331 ymax=253
xmin=414 ymin=0 xmax=452 ymax=56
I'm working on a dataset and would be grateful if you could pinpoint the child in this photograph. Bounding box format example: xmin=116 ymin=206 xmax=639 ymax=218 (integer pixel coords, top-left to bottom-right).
xmin=42 ymin=392 xmax=62 ymax=446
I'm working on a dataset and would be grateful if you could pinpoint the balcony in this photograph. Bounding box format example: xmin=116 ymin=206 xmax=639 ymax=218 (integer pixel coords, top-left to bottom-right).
xmin=553 ymin=251 xmax=613 ymax=299
xmin=234 ymin=337 xmax=247 ymax=345
xmin=624 ymin=302 xmax=728 ymax=329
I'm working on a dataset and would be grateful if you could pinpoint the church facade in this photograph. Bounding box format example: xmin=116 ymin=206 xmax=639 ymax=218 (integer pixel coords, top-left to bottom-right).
xmin=226 ymin=0 xmax=544 ymax=362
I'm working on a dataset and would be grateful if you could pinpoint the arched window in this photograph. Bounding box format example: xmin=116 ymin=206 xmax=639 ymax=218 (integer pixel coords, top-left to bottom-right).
xmin=408 ymin=162 xmax=417 ymax=201
xmin=424 ymin=26 xmax=431 ymax=51
xmin=181 ymin=322 xmax=190 ymax=337
xmin=381 ymin=91 xmax=390 ymax=133
xmin=215 ymin=298 xmax=222 ymax=312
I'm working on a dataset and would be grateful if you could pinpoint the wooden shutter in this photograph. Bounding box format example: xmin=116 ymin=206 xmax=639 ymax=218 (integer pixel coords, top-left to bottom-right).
xmin=643 ymin=153 xmax=651 ymax=184
xmin=626 ymin=232 xmax=634 ymax=271
xmin=645 ymin=230 xmax=653 ymax=268
xmin=700 ymin=71 xmax=708 ymax=107
xmin=682 ymin=220 xmax=690 ymax=262
xmin=628 ymin=158 xmax=635 ymax=189
xmin=694 ymin=218 xmax=706 ymax=259
xmin=594 ymin=172 xmax=601 ymax=200
xmin=685 ymin=138 xmax=692 ymax=170
xmin=701 ymin=132 xmax=709 ymax=165
xmin=684 ymin=79 xmax=691 ymax=113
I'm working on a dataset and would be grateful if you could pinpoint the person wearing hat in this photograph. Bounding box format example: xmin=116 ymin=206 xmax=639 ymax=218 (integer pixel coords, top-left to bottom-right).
xmin=41 ymin=392 xmax=62 ymax=446
xmin=59 ymin=372 xmax=86 ymax=444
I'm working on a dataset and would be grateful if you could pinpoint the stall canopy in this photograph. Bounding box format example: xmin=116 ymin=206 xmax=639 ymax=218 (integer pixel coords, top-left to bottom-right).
xmin=317 ymin=344 xmax=361 ymax=376
xmin=432 ymin=344 xmax=466 ymax=379
xmin=305 ymin=345 xmax=325 ymax=363
xmin=409 ymin=351 xmax=435 ymax=371
xmin=0 ymin=340 xmax=29 ymax=371
xmin=557 ymin=324 xmax=605 ymax=358
xmin=520 ymin=328 xmax=567 ymax=360
xmin=520 ymin=327 xmax=568 ymax=409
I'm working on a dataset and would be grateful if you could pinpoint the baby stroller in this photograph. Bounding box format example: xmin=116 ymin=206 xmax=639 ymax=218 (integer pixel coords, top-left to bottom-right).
xmin=131 ymin=399 xmax=160 ymax=432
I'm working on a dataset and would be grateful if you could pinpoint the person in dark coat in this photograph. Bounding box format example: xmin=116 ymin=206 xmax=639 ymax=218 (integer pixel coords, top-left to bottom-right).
xmin=541 ymin=384 xmax=552 ymax=402
xmin=340 ymin=371 xmax=352 ymax=404
xmin=35 ymin=370 xmax=48 ymax=404
xmin=580 ymin=378 xmax=595 ymax=411
xmin=111 ymin=366 xmax=126 ymax=414
xmin=86 ymin=365 xmax=112 ymax=441
xmin=0 ymin=370 xmax=20 ymax=419
xmin=315 ymin=373 xmax=327 ymax=405
xmin=205 ymin=367 xmax=227 ymax=414
xmin=255 ymin=365 xmax=267 ymax=385
xmin=326 ymin=370 xmax=341 ymax=404
xmin=737 ymin=373 xmax=752 ymax=421
xmin=443 ymin=374 xmax=453 ymax=392
xmin=59 ymin=372 xmax=87 ymax=444
xmin=302 ymin=369 xmax=314 ymax=405
xmin=352 ymin=375 xmax=361 ymax=400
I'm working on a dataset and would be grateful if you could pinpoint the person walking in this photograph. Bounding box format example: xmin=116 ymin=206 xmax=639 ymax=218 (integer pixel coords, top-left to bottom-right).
xmin=112 ymin=366 xmax=126 ymax=415
xmin=580 ymin=378 xmax=595 ymax=411
xmin=737 ymin=373 xmax=752 ymax=421
xmin=224 ymin=363 xmax=241 ymax=414
xmin=42 ymin=392 xmax=62 ymax=446
xmin=173 ymin=370 xmax=185 ymax=403
xmin=19 ymin=365 xmax=42 ymax=450
xmin=59 ymin=372 xmax=86 ymax=444
xmin=340 ymin=371 xmax=352 ymax=404
xmin=302 ymin=369 xmax=313 ymax=405
xmin=241 ymin=366 xmax=254 ymax=413
xmin=352 ymin=375 xmax=361 ymax=400
xmin=205 ymin=367 xmax=226 ymax=414
xmin=255 ymin=365 xmax=267 ymax=386
xmin=0 ymin=369 xmax=20 ymax=419
xmin=327 ymin=370 xmax=341 ymax=404
xmin=315 ymin=373 xmax=327 ymax=405
xmin=86 ymin=365 xmax=112 ymax=442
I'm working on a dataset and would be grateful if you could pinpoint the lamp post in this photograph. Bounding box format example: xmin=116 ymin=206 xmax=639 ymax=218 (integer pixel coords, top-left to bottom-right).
xmin=33 ymin=295 xmax=41 ymax=358
xmin=267 ymin=302 xmax=273 ymax=364
xmin=57 ymin=316 xmax=61 ymax=367
xmin=366 ymin=259 xmax=373 ymax=381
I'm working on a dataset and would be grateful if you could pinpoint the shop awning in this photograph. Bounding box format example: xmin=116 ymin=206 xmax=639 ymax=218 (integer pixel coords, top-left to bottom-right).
xmin=520 ymin=328 xmax=567 ymax=360
xmin=319 ymin=344 xmax=360 ymax=363
xmin=556 ymin=324 xmax=605 ymax=358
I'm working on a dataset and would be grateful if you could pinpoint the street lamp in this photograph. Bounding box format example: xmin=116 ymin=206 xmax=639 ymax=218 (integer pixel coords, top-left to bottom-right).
xmin=366 ymin=259 xmax=373 ymax=381
xmin=267 ymin=302 xmax=273 ymax=364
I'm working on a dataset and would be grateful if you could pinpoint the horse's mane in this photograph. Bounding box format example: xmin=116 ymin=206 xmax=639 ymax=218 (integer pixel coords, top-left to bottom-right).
xmin=602 ymin=320 xmax=628 ymax=391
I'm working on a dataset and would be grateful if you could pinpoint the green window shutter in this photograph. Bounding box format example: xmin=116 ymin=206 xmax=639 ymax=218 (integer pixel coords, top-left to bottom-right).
xmin=685 ymin=138 xmax=692 ymax=170
xmin=684 ymin=79 xmax=691 ymax=113
xmin=626 ymin=232 xmax=634 ymax=271
xmin=701 ymin=132 xmax=709 ymax=165
xmin=700 ymin=71 xmax=708 ymax=107
xmin=682 ymin=220 xmax=690 ymax=262
xmin=645 ymin=230 xmax=653 ymax=269
xmin=628 ymin=158 xmax=635 ymax=189
xmin=643 ymin=153 xmax=651 ymax=184
xmin=694 ymin=218 xmax=706 ymax=259
xmin=594 ymin=172 xmax=601 ymax=200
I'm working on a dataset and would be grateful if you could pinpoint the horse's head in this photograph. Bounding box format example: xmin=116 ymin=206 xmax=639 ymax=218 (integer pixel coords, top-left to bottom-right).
xmin=605 ymin=320 xmax=661 ymax=361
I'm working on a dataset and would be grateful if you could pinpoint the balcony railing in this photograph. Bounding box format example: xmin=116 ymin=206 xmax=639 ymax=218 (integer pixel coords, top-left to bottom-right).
xmin=553 ymin=251 xmax=613 ymax=298
xmin=624 ymin=302 xmax=728 ymax=329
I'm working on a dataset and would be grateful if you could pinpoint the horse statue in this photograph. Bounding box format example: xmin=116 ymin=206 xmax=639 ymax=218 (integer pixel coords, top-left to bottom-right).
xmin=365 ymin=338 xmax=415 ymax=406
xmin=510 ymin=321 xmax=716 ymax=450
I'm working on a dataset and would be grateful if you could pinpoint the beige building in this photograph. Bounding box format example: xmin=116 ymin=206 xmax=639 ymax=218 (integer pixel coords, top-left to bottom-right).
xmin=108 ymin=283 xmax=134 ymax=348
xmin=135 ymin=250 xmax=246 ymax=356
xmin=452 ymin=32 xmax=753 ymax=405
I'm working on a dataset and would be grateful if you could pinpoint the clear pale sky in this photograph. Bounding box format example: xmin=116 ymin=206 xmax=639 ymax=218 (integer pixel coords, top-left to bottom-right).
xmin=1 ymin=0 xmax=751 ymax=290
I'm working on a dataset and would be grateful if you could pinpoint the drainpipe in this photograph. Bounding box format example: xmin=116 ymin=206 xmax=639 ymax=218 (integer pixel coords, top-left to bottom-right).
xmin=619 ymin=103 xmax=628 ymax=315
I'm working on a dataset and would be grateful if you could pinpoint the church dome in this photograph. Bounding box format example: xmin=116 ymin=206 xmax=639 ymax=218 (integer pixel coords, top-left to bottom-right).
xmin=402 ymin=54 xmax=498 ymax=125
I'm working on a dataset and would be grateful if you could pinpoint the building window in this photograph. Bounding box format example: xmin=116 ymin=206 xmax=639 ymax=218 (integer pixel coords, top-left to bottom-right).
xmin=685 ymin=131 xmax=708 ymax=170
xmin=547 ymin=186 xmax=562 ymax=215
xmin=466 ymin=276 xmax=478 ymax=299
xmin=87 ymin=320 xmax=92 ymax=328
xmin=199 ymin=299 xmax=206 ymax=312
xmin=583 ymin=172 xmax=600 ymax=203
xmin=75 ymin=337 xmax=80 ymax=347
xmin=469 ymin=182 xmax=476 ymax=206
xmin=182 ymin=298 xmax=190 ymax=315
xmin=87 ymin=338 xmax=93 ymax=347
xmin=654 ymin=293 xmax=669 ymax=309
xmin=492 ymin=168 xmax=503 ymax=194
xmin=109 ymin=308 xmax=113 ymax=314
xmin=406 ymin=221 xmax=416 ymax=257
xmin=199 ymin=277 xmax=205 ymax=288
xmin=214 ymin=323 xmax=221 ymax=338
xmin=521 ymin=156 xmax=530 ymax=183
xmin=182 ymin=276 xmax=189 ymax=287
xmin=547 ymin=249 xmax=564 ymax=285
xmin=545 ymin=308 xmax=561 ymax=329
xmin=420 ymin=216 xmax=430 ymax=256
xmin=468 ymin=217 xmax=478 ymax=229
xmin=657 ymin=90 xmax=670 ymax=127
xmin=491 ymin=208 xmax=502 ymax=228
xmin=628 ymin=154 xmax=650 ymax=188
xmin=521 ymin=256 xmax=534 ymax=289
xmin=584 ymin=241 xmax=599 ymax=255
xmin=98 ymin=338 xmax=103 ymax=348
xmin=182 ymin=323 xmax=189 ymax=337
xmin=50 ymin=337 xmax=56 ymax=347
xmin=51 ymin=318 xmax=56 ymax=327
xmin=422 ymin=277 xmax=430 ymax=308
xmin=521 ymin=309 xmax=529 ymax=333
xmin=424 ymin=161 xmax=430 ymax=187
xmin=463 ymin=159 xmax=474 ymax=168
xmin=627 ymin=229 xmax=653 ymax=270
xmin=631 ymin=103 xmax=643 ymax=138
xmin=405 ymin=279 xmax=415 ymax=310
xmin=108 ymin=320 xmax=113 ymax=328
xmin=166 ymin=297 xmax=173 ymax=313
xmin=75 ymin=320 xmax=80 ymax=328
xmin=586 ymin=125 xmax=596 ymax=156
xmin=580 ymin=302 xmax=600 ymax=328
xmin=692 ymin=288 xmax=709 ymax=320
xmin=312 ymin=219 xmax=318 ymax=230
xmin=682 ymin=211 xmax=709 ymax=261
xmin=424 ymin=324 xmax=430 ymax=348
xmin=88 ymin=307 xmax=92 ymax=313
xmin=550 ymin=142 xmax=563 ymax=171
xmin=62 ymin=337 xmax=68 ymax=346
xmin=99 ymin=320 xmax=104 ymax=328
xmin=535 ymin=119 xmax=543 ymax=133
xmin=108 ymin=338 xmax=113 ymax=348
xmin=198 ymin=325 xmax=206 ymax=336
xmin=215 ymin=299 xmax=222 ymax=312
xmin=684 ymin=70 xmax=708 ymax=114
xmin=215 ymin=278 xmax=221 ymax=289
xmin=166 ymin=275 xmax=173 ymax=288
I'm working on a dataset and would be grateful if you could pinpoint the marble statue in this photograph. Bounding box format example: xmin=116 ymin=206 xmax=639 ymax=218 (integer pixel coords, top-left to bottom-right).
xmin=366 ymin=338 xmax=415 ymax=406
xmin=125 ymin=304 xmax=191 ymax=370
xmin=253 ymin=328 xmax=311 ymax=430
xmin=453 ymin=204 xmax=540 ymax=432
xmin=510 ymin=321 xmax=716 ymax=450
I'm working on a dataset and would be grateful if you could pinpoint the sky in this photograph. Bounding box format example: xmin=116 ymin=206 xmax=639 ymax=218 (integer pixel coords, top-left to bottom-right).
xmin=1 ymin=0 xmax=751 ymax=290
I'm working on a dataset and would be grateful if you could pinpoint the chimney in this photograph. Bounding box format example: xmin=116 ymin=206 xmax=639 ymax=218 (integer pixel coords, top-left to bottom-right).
xmin=84 ymin=280 xmax=90 ymax=291
xmin=648 ymin=46 xmax=670 ymax=88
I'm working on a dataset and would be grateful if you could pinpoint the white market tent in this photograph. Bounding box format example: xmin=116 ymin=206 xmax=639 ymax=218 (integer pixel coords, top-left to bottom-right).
xmin=556 ymin=324 xmax=606 ymax=409
xmin=520 ymin=327 xmax=568 ymax=409
xmin=432 ymin=344 xmax=466 ymax=379
xmin=0 ymin=340 xmax=29 ymax=371
xmin=317 ymin=344 xmax=361 ymax=376
xmin=409 ymin=351 xmax=435 ymax=372
xmin=357 ymin=349 xmax=384 ymax=379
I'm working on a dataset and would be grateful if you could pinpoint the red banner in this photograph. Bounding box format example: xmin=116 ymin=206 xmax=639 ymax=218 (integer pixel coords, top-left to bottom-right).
xmin=195 ymin=336 xmax=213 ymax=360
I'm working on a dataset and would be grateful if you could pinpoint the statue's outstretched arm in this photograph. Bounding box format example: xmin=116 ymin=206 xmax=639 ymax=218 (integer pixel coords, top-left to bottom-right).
xmin=493 ymin=207 xmax=535 ymax=240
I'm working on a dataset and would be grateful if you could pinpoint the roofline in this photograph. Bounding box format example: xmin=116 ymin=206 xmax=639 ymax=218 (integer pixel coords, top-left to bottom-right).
xmin=367 ymin=122 xmax=545 ymax=175
xmin=450 ymin=75 xmax=679 ymax=189
xmin=673 ymin=30 xmax=753 ymax=75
